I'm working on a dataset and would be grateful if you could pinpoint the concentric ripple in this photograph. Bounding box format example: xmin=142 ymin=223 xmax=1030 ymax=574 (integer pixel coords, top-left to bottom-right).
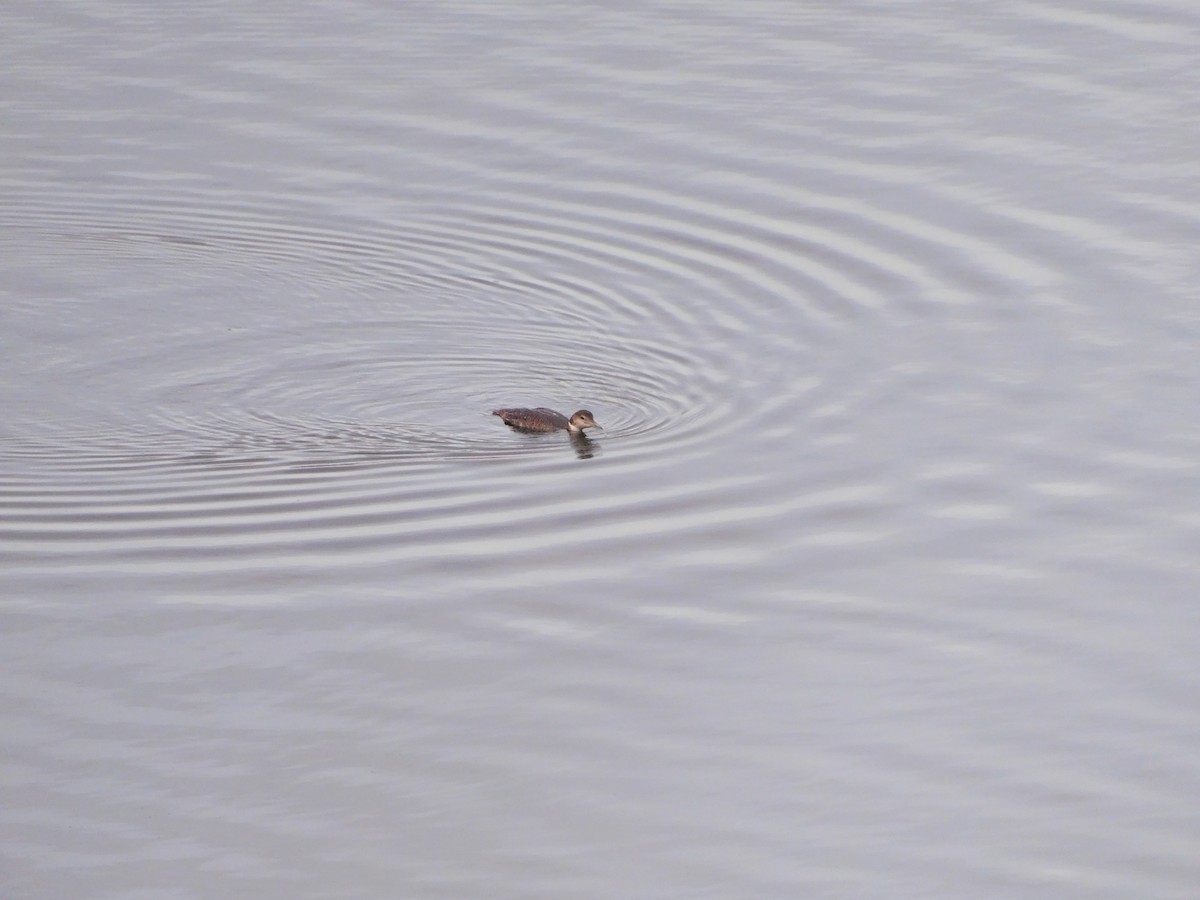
xmin=2 ymin=0 xmax=1196 ymax=596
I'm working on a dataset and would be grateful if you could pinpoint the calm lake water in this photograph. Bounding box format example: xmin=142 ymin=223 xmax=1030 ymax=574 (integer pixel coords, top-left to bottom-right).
xmin=3 ymin=2 xmax=1199 ymax=897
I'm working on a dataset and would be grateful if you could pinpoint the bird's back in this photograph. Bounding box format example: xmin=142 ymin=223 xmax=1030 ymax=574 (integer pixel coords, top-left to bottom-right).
xmin=492 ymin=407 xmax=570 ymax=431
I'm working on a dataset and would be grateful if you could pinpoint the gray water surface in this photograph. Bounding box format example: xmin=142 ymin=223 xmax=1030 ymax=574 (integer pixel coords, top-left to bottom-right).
xmin=3 ymin=2 xmax=1199 ymax=898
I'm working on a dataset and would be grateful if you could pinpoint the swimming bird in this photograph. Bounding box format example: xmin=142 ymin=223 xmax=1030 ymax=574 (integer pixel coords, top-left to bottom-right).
xmin=492 ymin=407 xmax=602 ymax=433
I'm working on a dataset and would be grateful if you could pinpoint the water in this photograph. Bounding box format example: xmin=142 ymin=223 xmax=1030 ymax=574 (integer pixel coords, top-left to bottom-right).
xmin=3 ymin=1 xmax=1199 ymax=897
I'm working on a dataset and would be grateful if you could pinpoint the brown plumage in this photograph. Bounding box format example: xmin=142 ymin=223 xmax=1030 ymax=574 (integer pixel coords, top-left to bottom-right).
xmin=492 ymin=407 xmax=602 ymax=433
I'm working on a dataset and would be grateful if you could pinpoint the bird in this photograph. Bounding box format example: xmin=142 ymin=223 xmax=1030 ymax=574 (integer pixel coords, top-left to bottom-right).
xmin=492 ymin=407 xmax=602 ymax=433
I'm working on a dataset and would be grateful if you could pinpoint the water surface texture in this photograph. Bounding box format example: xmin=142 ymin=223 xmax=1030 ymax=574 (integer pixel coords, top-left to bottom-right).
xmin=3 ymin=2 xmax=1199 ymax=897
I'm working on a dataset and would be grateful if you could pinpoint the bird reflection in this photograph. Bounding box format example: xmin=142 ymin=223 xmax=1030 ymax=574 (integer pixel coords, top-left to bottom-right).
xmin=569 ymin=431 xmax=598 ymax=460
